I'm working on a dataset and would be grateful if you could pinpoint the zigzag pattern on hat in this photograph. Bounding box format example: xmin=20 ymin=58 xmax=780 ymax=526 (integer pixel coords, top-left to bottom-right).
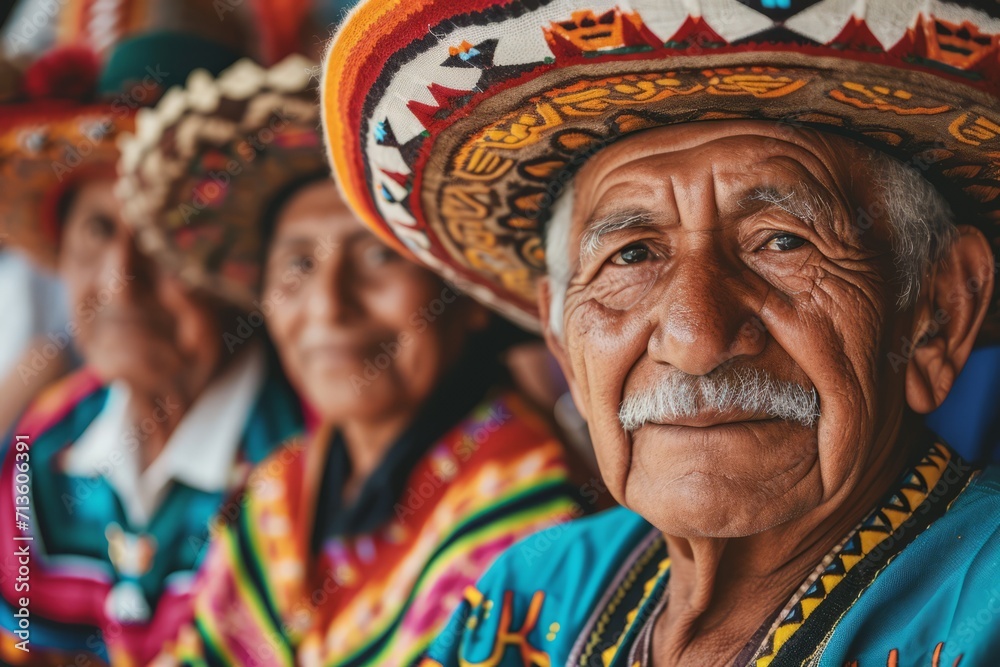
xmin=364 ymin=1 xmax=1000 ymax=241
xmin=324 ymin=0 xmax=1000 ymax=333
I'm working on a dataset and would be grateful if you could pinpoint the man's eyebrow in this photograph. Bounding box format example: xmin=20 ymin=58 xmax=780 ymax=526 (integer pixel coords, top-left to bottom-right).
xmin=738 ymin=186 xmax=833 ymax=225
xmin=579 ymin=209 xmax=657 ymax=261
xmin=272 ymin=229 xmax=360 ymax=249
xmin=272 ymin=235 xmax=315 ymax=248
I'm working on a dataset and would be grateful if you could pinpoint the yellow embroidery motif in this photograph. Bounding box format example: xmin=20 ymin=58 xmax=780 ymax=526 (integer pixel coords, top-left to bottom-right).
xmin=754 ymin=445 xmax=954 ymax=667
xmin=949 ymin=112 xmax=1000 ymax=146
xmin=703 ymin=69 xmax=807 ymax=97
xmin=829 ymin=82 xmax=951 ymax=115
xmin=460 ymin=590 xmax=551 ymax=667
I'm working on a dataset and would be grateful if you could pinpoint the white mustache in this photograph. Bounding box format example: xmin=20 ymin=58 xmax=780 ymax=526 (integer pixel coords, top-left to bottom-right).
xmin=619 ymin=367 xmax=820 ymax=432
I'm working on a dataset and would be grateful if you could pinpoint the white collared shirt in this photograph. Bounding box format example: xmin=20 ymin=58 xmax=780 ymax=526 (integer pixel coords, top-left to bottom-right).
xmin=61 ymin=344 xmax=266 ymax=528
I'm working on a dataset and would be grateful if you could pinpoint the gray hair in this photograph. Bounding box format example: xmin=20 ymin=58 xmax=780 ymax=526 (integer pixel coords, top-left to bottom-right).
xmin=544 ymin=151 xmax=958 ymax=337
xmin=870 ymin=151 xmax=959 ymax=307
xmin=545 ymin=182 xmax=575 ymax=338
xmin=618 ymin=366 xmax=820 ymax=431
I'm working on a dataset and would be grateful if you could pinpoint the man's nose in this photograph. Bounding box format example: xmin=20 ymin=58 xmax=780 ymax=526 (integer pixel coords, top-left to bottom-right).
xmin=304 ymin=250 xmax=357 ymax=324
xmin=646 ymin=251 xmax=766 ymax=376
xmin=97 ymin=233 xmax=147 ymax=299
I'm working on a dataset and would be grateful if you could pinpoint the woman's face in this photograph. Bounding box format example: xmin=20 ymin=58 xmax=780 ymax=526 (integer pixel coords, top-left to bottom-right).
xmin=58 ymin=176 xmax=226 ymax=398
xmin=262 ymin=179 xmax=488 ymax=423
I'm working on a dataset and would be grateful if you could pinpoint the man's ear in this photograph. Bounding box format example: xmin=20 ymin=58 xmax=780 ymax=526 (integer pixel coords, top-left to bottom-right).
xmin=537 ymin=276 xmax=588 ymax=422
xmin=906 ymin=225 xmax=995 ymax=413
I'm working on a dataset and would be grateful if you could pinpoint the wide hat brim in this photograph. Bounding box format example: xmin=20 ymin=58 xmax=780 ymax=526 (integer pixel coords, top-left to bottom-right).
xmin=0 ymin=102 xmax=134 ymax=268
xmin=0 ymin=30 xmax=249 ymax=270
xmin=117 ymin=56 xmax=327 ymax=311
xmin=322 ymin=0 xmax=1000 ymax=341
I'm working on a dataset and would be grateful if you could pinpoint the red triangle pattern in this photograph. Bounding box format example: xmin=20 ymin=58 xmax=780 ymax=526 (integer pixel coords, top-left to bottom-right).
xmin=407 ymin=83 xmax=470 ymax=130
xmin=666 ymin=15 xmax=726 ymax=47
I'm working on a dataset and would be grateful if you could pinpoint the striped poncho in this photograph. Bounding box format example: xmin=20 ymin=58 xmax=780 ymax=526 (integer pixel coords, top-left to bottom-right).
xmin=164 ymin=388 xmax=588 ymax=666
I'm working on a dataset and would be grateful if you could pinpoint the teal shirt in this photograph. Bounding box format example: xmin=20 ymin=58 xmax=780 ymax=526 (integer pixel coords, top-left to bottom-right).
xmin=0 ymin=357 xmax=303 ymax=664
xmin=423 ymin=441 xmax=1000 ymax=667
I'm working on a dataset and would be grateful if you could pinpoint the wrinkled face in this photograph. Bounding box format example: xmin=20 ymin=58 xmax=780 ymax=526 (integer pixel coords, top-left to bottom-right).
xmin=58 ymin=177 xmax=224 ymax=396
xmin=263 ymin=180 xmax=487 ymax=423
xmin=553 ymin=122 xmax=917 ymax=538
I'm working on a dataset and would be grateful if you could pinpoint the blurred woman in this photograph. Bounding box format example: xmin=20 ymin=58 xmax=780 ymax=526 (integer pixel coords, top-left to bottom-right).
xmin=124 ymin=58 xmax=593 ymax=666
xmin=0 ymin=33 xmax=300 ymax=667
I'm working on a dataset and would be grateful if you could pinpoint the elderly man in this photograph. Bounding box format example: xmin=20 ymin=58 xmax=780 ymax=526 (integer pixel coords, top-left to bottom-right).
xmin=321 ymin=1 xmax=1000 ymax=665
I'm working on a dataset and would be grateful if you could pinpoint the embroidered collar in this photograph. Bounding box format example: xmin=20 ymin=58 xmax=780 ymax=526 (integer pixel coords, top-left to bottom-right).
xmin=574 ymin=438 xmax=978 ymax=667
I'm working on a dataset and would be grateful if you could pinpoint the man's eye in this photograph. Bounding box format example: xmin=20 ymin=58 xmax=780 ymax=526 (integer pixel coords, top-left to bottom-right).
xmin=611 ymin=244 xmax=650 ymax=265
xmin=361 ymin=244 xmax=398 ymax=268
xmin=761 ymin=233 xmax=807 ymax=252
xmin=85 ymin=215 xmax=116 ymax=241
xmin=290 ymin=255 xmax=316 ymax=273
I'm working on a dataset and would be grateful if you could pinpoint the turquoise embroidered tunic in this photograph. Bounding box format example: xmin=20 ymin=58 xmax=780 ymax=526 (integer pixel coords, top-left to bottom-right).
xmin=422 ymin=440 xmax=1000 ymax=667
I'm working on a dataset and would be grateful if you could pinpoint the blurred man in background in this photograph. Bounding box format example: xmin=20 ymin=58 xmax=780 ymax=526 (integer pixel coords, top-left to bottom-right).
xmin=0 ymin=2 xmax=302 ymax=664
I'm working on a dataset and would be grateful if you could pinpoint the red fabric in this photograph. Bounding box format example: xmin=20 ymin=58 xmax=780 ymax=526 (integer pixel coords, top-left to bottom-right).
xmin=252 ymin=0 xmax=313 ymax=63
xmin=23 ymin=45 xmax=100 ymax=102
xmin=334 ymin=0 xmax=526 ymax=251
xmin=0 ymin=99 xmax=96 ymax=124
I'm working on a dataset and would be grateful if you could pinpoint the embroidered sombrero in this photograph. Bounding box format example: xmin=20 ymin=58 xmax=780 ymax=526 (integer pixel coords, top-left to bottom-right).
xmin=322 ymin=0 xmax=1000 ymax=339
xmin=0 ymin=96 xmax=134 ymax=265
xmin=0 ymin=0 xmax=258 ymax=267
xmin=0 ymin=43 xmax=139 ymax=266
xmin=116 ymin=55 xmax=326 ymax=310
